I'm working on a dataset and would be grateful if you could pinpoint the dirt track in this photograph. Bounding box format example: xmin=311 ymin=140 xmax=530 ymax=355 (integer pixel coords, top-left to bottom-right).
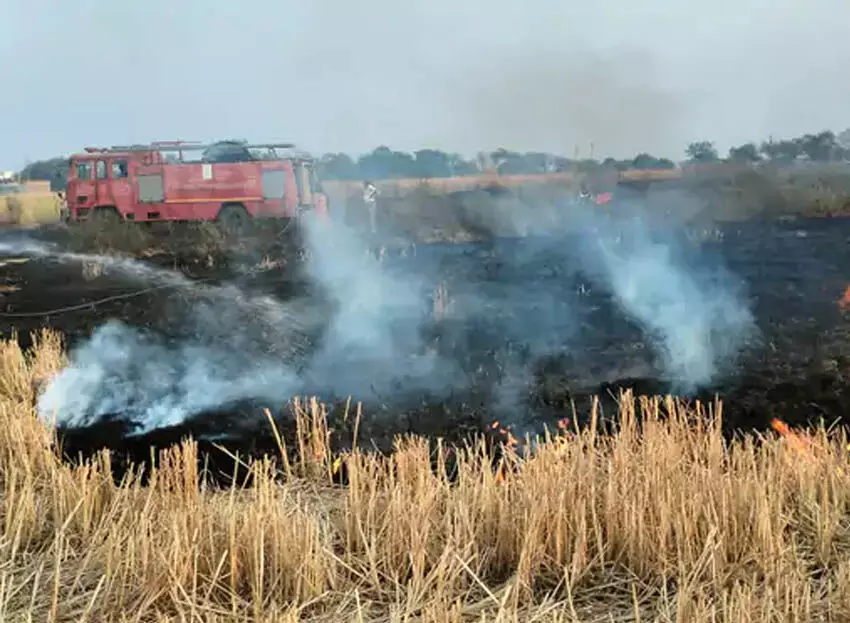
xmin=2 ymin=217 xmax=850 ymax=479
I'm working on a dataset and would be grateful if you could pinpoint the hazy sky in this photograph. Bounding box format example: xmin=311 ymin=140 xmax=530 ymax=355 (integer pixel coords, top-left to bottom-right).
xmin=2 ymin=0 xmax=849 ymax=169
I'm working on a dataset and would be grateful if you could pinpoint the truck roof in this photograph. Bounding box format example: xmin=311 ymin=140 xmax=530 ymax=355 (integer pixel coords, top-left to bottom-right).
xmin=70 ymin=140 xmax=313 ymax=163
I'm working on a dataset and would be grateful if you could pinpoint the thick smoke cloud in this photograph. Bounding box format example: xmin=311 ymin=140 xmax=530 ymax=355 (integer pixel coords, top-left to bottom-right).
xmin=34 ymin=215 xmax=462 ymax=433
xmin=442 ymin=48 xmax=688 ymax=159
xmin=33 ymin=185 xmax=757 ymax=434
xmin=571 ymin=208 xmax=756 ymax=391
xmin=434 ymin=189 xmax=757 ymax=418
xmin=37 ymin=321 xmax=301 ymax=430
xmin=299 ymin=216 xmax=462 ymax=400
xmin=35 ymin=260 xmax=322 ymax=431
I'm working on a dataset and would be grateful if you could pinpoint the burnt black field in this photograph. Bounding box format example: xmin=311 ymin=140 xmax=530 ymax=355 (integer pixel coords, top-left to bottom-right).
xmin=2 ymin=215 xmax=850 ymax=479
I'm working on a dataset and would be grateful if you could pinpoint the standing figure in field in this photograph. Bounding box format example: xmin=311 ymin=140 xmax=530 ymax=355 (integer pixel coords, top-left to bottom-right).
xmin=577 ymin=180 xmax=592 ymax=204
xmin=361 ymin=180 xmax=385 ymax=258
xmin=362 ymin=180 xmax=378 ymax=235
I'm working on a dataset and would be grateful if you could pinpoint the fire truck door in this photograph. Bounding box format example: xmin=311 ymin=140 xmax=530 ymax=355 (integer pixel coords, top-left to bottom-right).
xmin=108 ymin=159 xmax=132 ymax=209
xmin=69 ymin=160 xmax=96 ymax=210
xmin=294 ymin=161 xmax=313 ymax=206
xmin=93 ymin=159 xmax=108 ymax=206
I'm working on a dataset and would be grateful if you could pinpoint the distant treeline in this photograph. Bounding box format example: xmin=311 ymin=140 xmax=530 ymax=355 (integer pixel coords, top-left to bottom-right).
xmin=18 ymin=129 xmax=850 ymax=191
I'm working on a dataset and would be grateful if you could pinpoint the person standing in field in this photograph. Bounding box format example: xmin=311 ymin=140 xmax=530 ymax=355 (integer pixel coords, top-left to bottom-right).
xmin=362 ymin=180 xmax=378 ymax=234
xmin=577 ymin=180 xmax=592 ymax=204
xmin=362 ymin=180 xmax=385 ymax=259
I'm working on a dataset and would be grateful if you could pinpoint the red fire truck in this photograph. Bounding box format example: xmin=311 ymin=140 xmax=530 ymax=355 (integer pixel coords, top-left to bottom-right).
xmin=63 ymin=140 xmax=328 ymax=229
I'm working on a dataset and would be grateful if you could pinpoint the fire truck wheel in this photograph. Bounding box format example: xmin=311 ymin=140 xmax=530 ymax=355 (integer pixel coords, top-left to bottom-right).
xmin=216 ymin=203 xmax=251 ymax=234
xmin=91 ymin=207 xmax=122 ymax=228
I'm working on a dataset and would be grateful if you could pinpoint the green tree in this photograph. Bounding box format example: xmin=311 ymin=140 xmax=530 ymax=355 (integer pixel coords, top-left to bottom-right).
xmin=727 ymin=143 xmax=761 ymax=163
xmin=357 ymin=146 xmax=417 ymax=179
xmin=632 ymin=153 xmax=675 ymax=169
xmin=602 ymin=157 xmax=631 ymax=172
xmin=760 ymin=139 xmax=801 ymax=162
xmin=413 ymin=149 xmax=453 ymax=177
xmin=490 ymin=148 xmax=527 ymax=174
xmin=19 ymin=157 xmax=69 ymax=191
xmin=796 ymin=131 xmax=839 ymax=161
xmin=446 ymin=153 xmax=478 ymax=176
xmin=317 ymin=153 xmax=360 ymax=180
xmin=685 ymin=141 xmax=719 ymax=163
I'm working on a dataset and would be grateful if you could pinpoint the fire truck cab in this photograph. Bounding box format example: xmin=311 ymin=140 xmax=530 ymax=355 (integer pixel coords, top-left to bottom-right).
xmin=64 ymin=140 xmax=328 ymax=228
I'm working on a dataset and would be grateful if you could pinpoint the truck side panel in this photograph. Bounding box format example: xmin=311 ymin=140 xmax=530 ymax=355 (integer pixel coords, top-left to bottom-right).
xmin=163 ymin=163 xmax=251 ymax=204
xmin=280 ymin=164 xmax=298 ymax=216
xmin=67 ymin=148 xmax=312 ymax=223
xmin=261 ymin=170 xmax=286 ymax=199
xmin=155 ymin=162 xmax=295 ymax=220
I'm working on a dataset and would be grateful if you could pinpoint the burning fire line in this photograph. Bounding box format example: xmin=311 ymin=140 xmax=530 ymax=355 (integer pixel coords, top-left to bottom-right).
xmin=839 ymin=285 xmax=850 ymax=312
xmin=491 ymin=414 xmax=842 ymax=480
xmin=779 ymin=287 xmax=850 ymax=470
xmin=770 ymin=418 xmax=815 ymax=461
xmin=490 ymin=421 xmax=519 ymax=483
xmin=489 ymin=418 xmax=571 ymax=483
xmin=771 ymin=417 xmax=850 ymax=477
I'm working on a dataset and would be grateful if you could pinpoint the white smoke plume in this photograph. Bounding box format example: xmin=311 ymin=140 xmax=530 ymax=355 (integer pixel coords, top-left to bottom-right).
xmin=0 ymin=237 xmax=192 ymax=288
xmin=29 ymin=186 xmax=757 ymax=435
xmin=32 ymin=215 xmax=459 ymax=433
xmin=578 ymin=210 xmax=756 ymax=391
xmin=37 ymin=320 xmax=301 ymax=430
xmin=299 ymin=215 xmax=459 ymax=399
xmin=449 ymin=188 xmax=758 ymax=414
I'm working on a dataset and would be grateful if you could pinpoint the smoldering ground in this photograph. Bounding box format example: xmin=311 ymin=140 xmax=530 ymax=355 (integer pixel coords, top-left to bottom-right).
xmin=423 ymin=188 xmax=757 ymax=423
xmin=31 ymin=187 xmax=757 ymax=438
xmin=35 ymin=217 xmax=465 ymax=434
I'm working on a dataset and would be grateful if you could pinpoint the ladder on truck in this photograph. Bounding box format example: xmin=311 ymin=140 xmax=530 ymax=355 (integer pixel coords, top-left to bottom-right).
xmin=82 ymin=140 xmax=314 ymax=163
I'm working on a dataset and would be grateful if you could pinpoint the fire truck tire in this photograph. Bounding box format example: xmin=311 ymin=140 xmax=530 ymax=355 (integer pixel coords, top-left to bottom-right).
xmin=91 ymin=206 xmax=122 ymax=227
xmin=216 ymin=203 xmax=251 ymax=233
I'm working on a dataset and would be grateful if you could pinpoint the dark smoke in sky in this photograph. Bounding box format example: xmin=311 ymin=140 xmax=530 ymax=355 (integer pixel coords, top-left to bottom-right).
xmin=3 ymin=1 xmax=850 ymax=166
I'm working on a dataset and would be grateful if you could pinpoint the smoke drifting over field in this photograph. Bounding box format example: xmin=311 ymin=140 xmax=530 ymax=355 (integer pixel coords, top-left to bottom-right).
xmin=30 ymin=188 xmax=757 ymax=436
xmin=444 ymin=49 xmax=686 ymax=160
xmin=574 ymin=212 xmax=755 ymax=391
xmin=35 ymin=261 xmax=319 ymax=431
xmin=447 ymin=192 xmax=757 ymax=407
xmin=299 ymin=216 xmax=460 ymax=399
xmin=35 ymin=217 xmax=460 ymax=433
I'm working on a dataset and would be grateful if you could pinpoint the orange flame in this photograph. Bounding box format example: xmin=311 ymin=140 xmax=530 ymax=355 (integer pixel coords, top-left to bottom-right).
xmin=489 ymin=421 xmax=521 ymax=484
xmin=490 ymin=421 xmax=519 ymax=449
xmin=489 ymin=417 xmax=573 ymax=484
xmin=839 ymin=285 xmax=850 ymax=311
xmin=770 ymin=418 xmax=814 ymax=460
